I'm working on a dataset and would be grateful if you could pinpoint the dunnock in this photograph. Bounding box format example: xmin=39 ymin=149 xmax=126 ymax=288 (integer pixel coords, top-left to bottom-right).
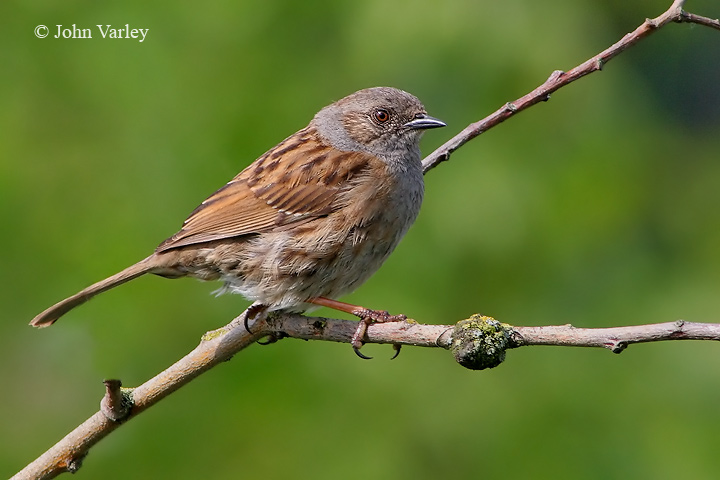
xmin=30 ymin=87 xmax=445 ymax=357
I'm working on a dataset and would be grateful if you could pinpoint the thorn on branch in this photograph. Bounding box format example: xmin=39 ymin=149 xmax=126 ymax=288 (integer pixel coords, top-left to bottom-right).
xmin=450 ymin=315 xmax=511 ymax=370
xmin=100 ymin=379 xmax=133 ymax=422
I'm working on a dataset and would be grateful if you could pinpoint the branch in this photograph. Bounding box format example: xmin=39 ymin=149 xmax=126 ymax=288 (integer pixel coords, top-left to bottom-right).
xmin=14 ymin=1 xmax=720 ymax=478
xmin=510 ymin=319 xmax=720 ymax=353
xmin=14 ymin=312 xmax=720 ymax=479
xmin=421 ymin=0 xmax=720 ymax=173
xmin=13 ymin=313 xmax=264 ymax=480
xmin=681 ymin=10 xmax=720 ymax=30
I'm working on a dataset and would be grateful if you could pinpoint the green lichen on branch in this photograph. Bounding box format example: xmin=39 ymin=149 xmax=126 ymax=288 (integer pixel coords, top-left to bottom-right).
xmin=451 ymin=315 xmax=512 ymax=370
xmin=201 ymin=327 xmax=229 ymax=342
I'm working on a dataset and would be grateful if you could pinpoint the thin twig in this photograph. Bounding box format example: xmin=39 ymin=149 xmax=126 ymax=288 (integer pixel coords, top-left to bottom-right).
xmin=680 ymin=10 xmax=720 ymax=31
xmin=421 ymin=0 xmax=718 ymax=173
xmin=511 ymin=319 xmax=720 ymax=353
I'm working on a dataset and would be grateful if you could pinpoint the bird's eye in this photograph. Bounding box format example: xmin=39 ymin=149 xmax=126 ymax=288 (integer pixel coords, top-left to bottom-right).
xmin=373 ymin=109 xmax=390 ymax=123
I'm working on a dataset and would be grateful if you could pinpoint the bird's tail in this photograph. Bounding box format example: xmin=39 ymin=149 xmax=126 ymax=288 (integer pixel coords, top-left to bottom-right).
xmin=30 ymin=255 xmax=158 ymax=328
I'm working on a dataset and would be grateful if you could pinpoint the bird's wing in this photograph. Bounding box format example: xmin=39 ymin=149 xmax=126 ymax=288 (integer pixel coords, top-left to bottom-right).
xmin=156 ymin=128 xmax=374 ymax=252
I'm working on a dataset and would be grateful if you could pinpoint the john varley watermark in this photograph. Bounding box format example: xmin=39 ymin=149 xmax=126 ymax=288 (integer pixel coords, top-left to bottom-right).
xmin=35 ymin=24 xmax=149 ymax=42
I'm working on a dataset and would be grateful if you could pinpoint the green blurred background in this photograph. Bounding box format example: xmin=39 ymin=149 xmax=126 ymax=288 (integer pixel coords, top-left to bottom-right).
xmin=2 ymin=0 xmax=720 ymax=478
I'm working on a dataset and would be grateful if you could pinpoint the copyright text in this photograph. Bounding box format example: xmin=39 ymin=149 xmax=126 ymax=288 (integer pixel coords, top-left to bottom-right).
xmin=35 ymin=24 xmax=149 ymax=42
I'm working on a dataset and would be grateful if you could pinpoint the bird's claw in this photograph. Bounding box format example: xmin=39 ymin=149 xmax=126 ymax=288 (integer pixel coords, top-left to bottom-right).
xmin=351 ymin=309 xmax=406 ymax=360
xmin=244 ymin=303 xmax=267 ymax=333
xmin=391 ymin=344 xmax=402 ymax=360
xmin=353 ymin=345 xmax=373 ymax=360
xmin=352 ymin=341 xmax=402 ymax=360
xmin=257 ymin=332 xmax=287 ymax=345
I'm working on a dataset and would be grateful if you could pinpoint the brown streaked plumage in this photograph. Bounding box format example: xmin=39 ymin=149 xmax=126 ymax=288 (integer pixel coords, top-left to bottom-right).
xmin=30 ymin=87 xmax=445 ymax=356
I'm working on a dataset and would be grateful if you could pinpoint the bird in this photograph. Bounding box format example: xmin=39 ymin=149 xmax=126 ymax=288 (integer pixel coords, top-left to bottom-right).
xmin=30 ymin=86 xmax=445 ymax=358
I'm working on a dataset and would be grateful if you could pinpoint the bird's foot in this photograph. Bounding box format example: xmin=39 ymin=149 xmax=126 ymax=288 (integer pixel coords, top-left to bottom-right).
xmin=349 ymin=309 xmax=406 ymax=360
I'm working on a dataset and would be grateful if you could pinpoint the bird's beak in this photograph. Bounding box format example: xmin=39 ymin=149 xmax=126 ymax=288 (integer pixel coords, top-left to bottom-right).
xmin=404 ymin=114 xmax=446 ymax=130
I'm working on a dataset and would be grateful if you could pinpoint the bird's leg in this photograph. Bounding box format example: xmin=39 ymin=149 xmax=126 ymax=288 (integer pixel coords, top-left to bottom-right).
xmin=307 ymin=297 xmax=406 ymax=359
